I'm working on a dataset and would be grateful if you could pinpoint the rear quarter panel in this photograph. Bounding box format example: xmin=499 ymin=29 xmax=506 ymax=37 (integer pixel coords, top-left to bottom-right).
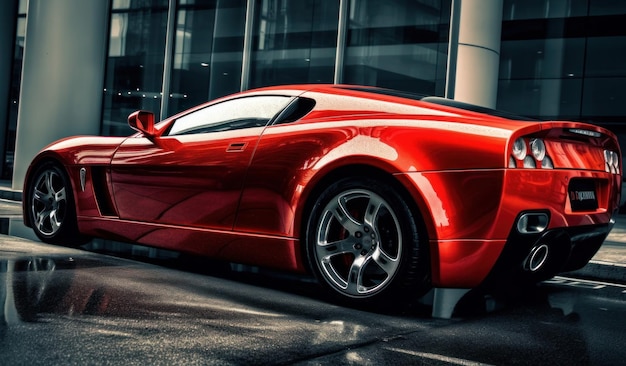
xmin=235 ymin=116 xmax=514 ymax=242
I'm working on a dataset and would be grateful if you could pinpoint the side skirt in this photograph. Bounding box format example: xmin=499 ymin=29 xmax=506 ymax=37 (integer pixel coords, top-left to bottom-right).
xmin=77 ymin=216 xmax=307 ymax=273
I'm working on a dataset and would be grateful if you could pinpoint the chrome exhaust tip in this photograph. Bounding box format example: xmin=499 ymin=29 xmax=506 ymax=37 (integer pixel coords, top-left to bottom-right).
xmin=525 ymin=244 xmax=549 ymax=272
xmin=516 ymin=213 xmax=549 ymax=234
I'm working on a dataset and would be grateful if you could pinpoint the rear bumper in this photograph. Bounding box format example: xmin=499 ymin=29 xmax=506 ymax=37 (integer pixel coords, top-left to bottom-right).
xmin=429 ymin=215 xmax=613 ymax=288
xmin=482 ymin=215 xmax=613 ymax=289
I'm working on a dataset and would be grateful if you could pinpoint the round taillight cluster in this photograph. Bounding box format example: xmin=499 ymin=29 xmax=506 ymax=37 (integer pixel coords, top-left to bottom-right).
xmin=604 ymin=150 xmax=620 ymax=174
xmin=509 ymin=138 xmax=553 ymax=169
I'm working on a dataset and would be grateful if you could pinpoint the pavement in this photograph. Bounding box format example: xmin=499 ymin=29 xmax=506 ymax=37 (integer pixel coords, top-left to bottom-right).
xmin=1 ymin=180 xmax=625 ymax=283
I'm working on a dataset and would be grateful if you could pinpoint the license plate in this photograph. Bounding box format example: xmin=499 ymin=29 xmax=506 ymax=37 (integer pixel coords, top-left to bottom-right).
xmin=568 ymin=180 xmax=598 ymax=211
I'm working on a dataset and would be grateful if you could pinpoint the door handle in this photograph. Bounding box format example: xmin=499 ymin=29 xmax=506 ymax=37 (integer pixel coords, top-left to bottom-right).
xmin=227 ymin=142 xmax=247 ymax=152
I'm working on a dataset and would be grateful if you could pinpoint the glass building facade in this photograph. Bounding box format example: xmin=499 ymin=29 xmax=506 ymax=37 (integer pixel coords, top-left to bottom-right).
xmin=498 ymin=0 xmax=626 ymax=130
xmin=99 ymin=0 xmax=452 ymax=136
xmin=3 ymin=0 xmax=626 ymax=182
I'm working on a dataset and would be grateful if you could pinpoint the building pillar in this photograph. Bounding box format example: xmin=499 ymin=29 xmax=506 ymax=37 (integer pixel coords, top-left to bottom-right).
xmin=446 ymin=0 xmax=503 ymax=108
xmin=12 ymin=0 xmax=109 ymax=189
xmin=0 ymin=0 xmax=19 ymax=180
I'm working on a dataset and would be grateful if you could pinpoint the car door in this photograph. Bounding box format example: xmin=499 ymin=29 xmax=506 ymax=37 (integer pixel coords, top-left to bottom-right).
xmin=109 ymin=95 xmax=293 ymax=230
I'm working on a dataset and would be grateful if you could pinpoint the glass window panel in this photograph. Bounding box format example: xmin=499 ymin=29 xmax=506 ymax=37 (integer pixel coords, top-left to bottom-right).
xmin=497 ymin=78 xmax=582 ymax=119
xmin=585 ymin=36 xmax=626 ymax=77
xmin=502 ymin=0 xmax=588 ymax=20
xmin=582 ymin=77 xmax=626 ymax=117
xmin=499 ymin=38 xmax=585 ymax=79
xmin=168 ymin=0 xmax=246 ymax=116
xmin=168 ymin=96 xmax=292 ymax=135
xmin=589 ymin=0 xmax=626 ymax=16
xmin=249 ymin=0 xmax=340 ymax=89
xmin=102 ymin=0 xmax=169 ymax=136
xmin=344 ymin=0 xmax=451 ymax=95
xmin=499 ymin=0 xmax=626 ymax=129
xmin=113 ymin=0 xmax=132 ymax=9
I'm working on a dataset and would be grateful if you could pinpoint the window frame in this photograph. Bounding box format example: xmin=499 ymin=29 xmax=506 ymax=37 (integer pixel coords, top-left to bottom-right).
xmin=165 ymin=94 xmax=296 ymax=136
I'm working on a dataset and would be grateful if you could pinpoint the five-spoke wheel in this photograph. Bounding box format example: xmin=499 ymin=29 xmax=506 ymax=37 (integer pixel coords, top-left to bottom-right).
xmin=31 ymin=167 xmax=67 ymax=237
xmin=306 ymin=177 xmax=429 ymax=305
xmin=27 ymin=162 xmax=85 ymax=245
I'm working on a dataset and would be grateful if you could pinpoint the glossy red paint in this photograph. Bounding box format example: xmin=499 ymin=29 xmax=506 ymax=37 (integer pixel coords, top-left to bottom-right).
xmin=109 ymin=129 xmax=263 ymax=229
xmin=23 ymin=84 xmax=622 ymax=293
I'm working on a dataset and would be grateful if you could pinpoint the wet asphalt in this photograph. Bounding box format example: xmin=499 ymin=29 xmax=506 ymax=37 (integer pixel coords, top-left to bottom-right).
xmin=1 ymin=199 xmax=626 ymax=365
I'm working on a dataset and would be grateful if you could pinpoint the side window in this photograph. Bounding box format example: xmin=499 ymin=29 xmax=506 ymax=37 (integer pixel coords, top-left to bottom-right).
xmin=167 ymin=96 xmax=292 ymax=136
xmin=273 ymin=97 xmax=316 ymax=125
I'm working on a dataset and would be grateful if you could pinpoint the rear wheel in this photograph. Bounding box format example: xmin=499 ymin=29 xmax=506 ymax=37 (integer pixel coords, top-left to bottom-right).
xmin=27 ymin=162 xmax=86 ymax=246
xmin=305 ymin=176 xmax=430 ymax=307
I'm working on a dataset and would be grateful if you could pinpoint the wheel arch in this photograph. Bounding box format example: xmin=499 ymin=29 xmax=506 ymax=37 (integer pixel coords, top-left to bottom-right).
xmin=22 ymin=153 xmax=75 ymax=229
xmin=296 ymin=163 xmax=435 ymax=272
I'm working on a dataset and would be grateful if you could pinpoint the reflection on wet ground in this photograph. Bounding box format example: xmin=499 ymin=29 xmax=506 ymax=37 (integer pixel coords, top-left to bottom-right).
xmin=1 ymin=235 xmax=626 ymax=365
xmin=0 ymin=237 xmax=436 ymax=364
xmin=1 ymin=197 xmax=626 ymax=365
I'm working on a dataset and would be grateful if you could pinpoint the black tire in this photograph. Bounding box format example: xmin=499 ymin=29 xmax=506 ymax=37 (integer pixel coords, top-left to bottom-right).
xmin=305 ymin=176 xmax=430 ymax=307
xmin=26 ymin=162 xmax=87 ymax=246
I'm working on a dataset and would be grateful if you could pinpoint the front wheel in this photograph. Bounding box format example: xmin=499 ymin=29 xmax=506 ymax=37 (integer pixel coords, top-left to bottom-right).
xmin=305 ymin=177 xmax=430 ymax=307
xmin=27 ymin=162 xmax=87 ymax=246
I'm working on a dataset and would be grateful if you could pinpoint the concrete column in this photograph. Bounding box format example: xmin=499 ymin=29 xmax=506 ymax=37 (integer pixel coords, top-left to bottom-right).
xmin=446 ymin=0 xmax=503 ymax=108
xmin=12 ymin=0 xmax=110 ymax=189
xmin=0 ymin=0 xmax=19 ymax=179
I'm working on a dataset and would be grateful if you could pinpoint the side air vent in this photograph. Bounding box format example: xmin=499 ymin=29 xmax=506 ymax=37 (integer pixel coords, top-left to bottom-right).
xmin=91 ymin=167 xmax=117 ymax=217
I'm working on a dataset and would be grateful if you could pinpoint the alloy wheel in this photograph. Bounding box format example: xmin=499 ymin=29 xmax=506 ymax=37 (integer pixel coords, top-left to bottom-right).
xmin=313 ymin=189 xmax=402 ymax=297
xmin=31 ymin=168 xmax=68 ymax=237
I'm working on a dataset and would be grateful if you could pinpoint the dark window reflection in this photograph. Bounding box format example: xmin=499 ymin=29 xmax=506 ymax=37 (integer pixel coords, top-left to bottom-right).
xmin=585 ymin=36 xmax=626 ymax=77
xmin=583 ymin=37 xmax=626 ymax=123
xmin=168 ymin=0 xmax=246 ymax=116
xmin=499 ymin=38 xmax=585 ymax=80
xmin=102 ymin=0 xmax=169 ymax=136
xmin=502 ymin=0 xmax=587 ymax=20
xmin=3 ymin=0 xmax=26 ymax=180
xmin=499 ymin=0 xmax=626 ymax=128
xmin=344 ymin=0 xmax=451 ymax=95
xmin=498 ymin=78 xmax=583 ymax=120
xmin=589 ymin=0 xmax=626 ymax=16
xmin=249 ymin=0 xmax=340 ymax=88
xmin=582 ymin=78 xmax=626 ymax=117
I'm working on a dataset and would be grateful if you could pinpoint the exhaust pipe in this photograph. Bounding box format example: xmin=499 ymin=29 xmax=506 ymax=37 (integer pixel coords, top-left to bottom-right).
xmin=525 ymin=244 xmax=549 ymax=272
xmin=517 ymin=213 xmax=549 ymax=234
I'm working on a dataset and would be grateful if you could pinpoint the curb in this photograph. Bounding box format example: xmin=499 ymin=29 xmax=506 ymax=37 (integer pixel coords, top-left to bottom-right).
xmin=565 ymin=261 xmax=626 ymax=284
xmin=0 ymin=187 xmax=22 ymax=202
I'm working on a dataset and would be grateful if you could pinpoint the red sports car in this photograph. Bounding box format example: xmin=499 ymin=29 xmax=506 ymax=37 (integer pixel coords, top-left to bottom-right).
xmin=23 ymin=84 xmax=622 ymax=306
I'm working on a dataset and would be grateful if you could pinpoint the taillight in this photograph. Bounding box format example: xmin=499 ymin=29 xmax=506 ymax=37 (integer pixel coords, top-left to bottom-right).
xmin=530 ymin=138 xmax=546 ymax=161
xmin=604 ymin=150 xmax=620 ymax=174
xmin=512 ymin=138 xmax=526 ymax=160
xmin=509 ymin=137 xmax=553 ymax=169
